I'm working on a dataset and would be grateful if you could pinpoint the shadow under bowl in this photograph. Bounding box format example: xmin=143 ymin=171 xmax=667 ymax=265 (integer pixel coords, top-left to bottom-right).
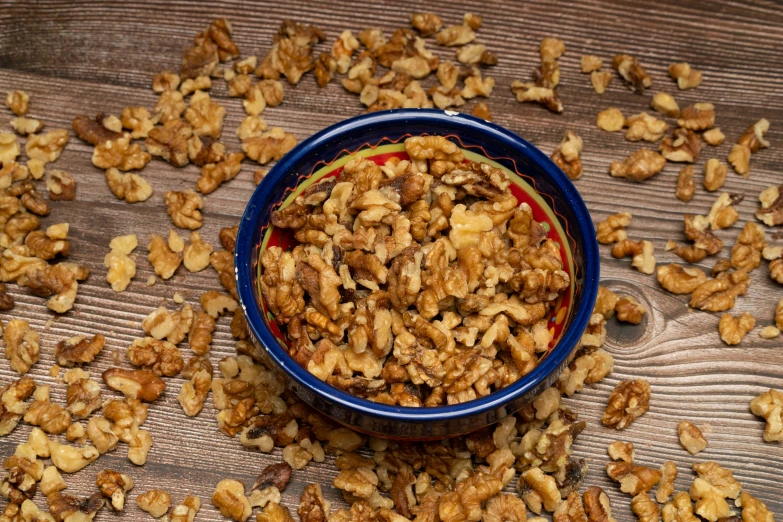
xmin=235 ymin=109 xmax=599 ymax=440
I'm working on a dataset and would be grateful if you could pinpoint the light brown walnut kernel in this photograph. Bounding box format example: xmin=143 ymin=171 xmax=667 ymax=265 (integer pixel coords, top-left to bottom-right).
xmin=146 ymin=118 xmax=193 ymax=167
xmin=626 ymin=112 xmax=669 ymax=142
xmin=755 ymin=185 xmax=783 ymax=226
xmin=657 ymin=264 xmax=707 ymax=294
xmin=105 ymin=168 xmax=153 ymax=203
xmin=148 ymin=234 xmax=182 ymax=279
xmin=178 ymin=369 xmax=211 ymax=416
xmin=581 ymin=55 xmax=602 ymax=73
xmin=23 ymin=396 xmax=71 ymax=434
xmin=551 ymin=130 xmax=584 ymax=180
xmin=610 ymin=149 xmax=666 ymax=182
xmin=5 ymin=90 xmax=29 ymax=116
xmin=180 ymin=75 xmax=212 ymax=96
xmin=651 ymin=92 xmax=680 ymax=118
xmin=48 ymin=438 xmax=100 ymax=473
xmin=170 ymin=495 xmax=202 ymax=522
xmin=0 ymin=377 xmax=36 ymax=436
xmin=678 ymin=421 xmax=708 ymax=455
xmin=92 ymin=134 xmax=151 ymax=171
xmin=700 ymin=128 xmax=725 ymax=148
xmin=607 ymin=441 xmax=634 ymax=463
xmin=0 ymin=132 xmax=20 ymax=166
xmin=212 ymin=479 xmax=252 ymax=522
xmin=703 ymin=158 xmax=727 ymax=192
xmin=669 ymin=62 xmax=703 ymax=89
xmin=603 ymin=379 xmax=651 ymax=430
xmin=689 ymin=478 xmax=730 ymax=521
xmin=189 ymin=310 xmax=216 ymax=356
xmin=10 ymin=117 xmax=43 ymax=136
xmin=611 ymin=239 xmax=656 ymax=274
xmin=613 ymin=54 xmax=652 ymax=93
xmin=737 ymin=118 xmax=770 ymax=152
xmin=511 ymin=82 xmax=563 ymax=113
xmin=196 ymin=151 xmax=244 ymax=194
xmin=539 ymin=37 xmax=565 ymax=59
xmin=731 ymin=221 xmax=766 ymax=271
xmin=631 ymin=493 xmax=660 ymax=522
xmin=183 ymin=231 xmax=214 ymax=272
xmin=692 ymin=461 xmax=742 ymax=499
xmin=102 ymin=368 xmax=166 ymax=402
xmin=520 ymin=467 xmax=561 ymax=513
xmin=615 ymin=296 xmax=645 ymax=324
xmin=153 ymin=71 xmax=180 ymax=92
xmin=96 ymin=469 xmax=134 ymax=511
xmin=241 ymin=127 xmax=297 ymax=165
xmin=4 ymin=319 xmax=40 ymax=375
xmin=127 ymin=337 xmax=184 ymax=376
xmin=185 ymin=90 xmax=226 ymax=139
xmin=299 ymin=483 xmax=331 ymax=522
xmin=678 ymin=103 xmax=715 ymax=131
xmin=728 ymin=144 xmax=751 ymax=177
xmin=750 ymin=388 xmax=783 ymax=442
xmin=201 ymin=290 xmax=238 ymax=318
xmin=436 ymin=24 xmax=476 ymax=46
xmin=690 ymin=269 xmax=750 ymax=312
xmin=606 ymin=461 xmax=662 ymax=496
xmin=165 ymin=190 xmax=203 ymax=230
xmin=55 ymin=334 xmax=105 ymax=366
xmin=121 ymin=106 xmax=158 ymax=139
xmin=65 ymin=374 xmax=102 ymax=419
xmin=660 ymin=127 xmax=702 ymax=163
xmin=188 ymin=135 xmax=226 ymax=166
xmin=596 ymin=212 xmax=632 ymax=244
xmin=583 ymin=486 xmax=616 ymax=522
xmin=676 ymin=165 xmax=695 ymax=202
xmin=591 ymin=71 xmax=613 ymax=94
xmin=137 ymin=489 xmax=171 ymax=518
xmin=739 ymin=491 xmax=774 ymax=522
xmin=718 ymin=312 xmax=755 ymax=345
xmin=45 ymin=170 xmax=76 ymax=202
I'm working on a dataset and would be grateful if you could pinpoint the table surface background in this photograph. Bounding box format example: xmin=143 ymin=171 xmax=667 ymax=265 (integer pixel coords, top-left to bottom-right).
xmin=0 ymin=0 xmax=781 ymax=519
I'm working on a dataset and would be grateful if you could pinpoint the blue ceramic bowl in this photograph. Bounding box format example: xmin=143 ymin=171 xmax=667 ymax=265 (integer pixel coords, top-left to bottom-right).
xmin=235 ymin=109 xmax=599 ymax=440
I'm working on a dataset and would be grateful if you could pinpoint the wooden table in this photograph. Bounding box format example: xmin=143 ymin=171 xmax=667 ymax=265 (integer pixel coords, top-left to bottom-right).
xmin=1 ymin=0 xmax=781 ymax=519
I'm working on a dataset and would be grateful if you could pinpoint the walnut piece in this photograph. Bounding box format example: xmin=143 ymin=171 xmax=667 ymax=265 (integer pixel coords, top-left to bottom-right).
xmin=136 ymin=489 xmax=171 ymax=518
xmin=551 ymin=130 xmax=583 ymax=180
xmin=690 ymin=269 xmax=750 ymax=312
xmin=92 ymin=135 xmax=151 ymax=171
xmin=596 ymin=212 xmax=632 ymax=244
xmin=755 ymin=185 xmax=783 ymax=226
xmin=678 ymin=420 xmax=708 ymax=455
xmin=299 ymin=483 xmax=331 ymax=522
xmin=703 ymin=158 xmax=727 ymax=192
xmin=127 ymin=337 xmax=184 ymax=376
xmin=676 ymin=165 xmax=695 ymax=202
xmin=146 ymin=118 xmax=192 ymax=167
xmin=105 ymin=233 xmax=138 ymax=292
xmin=4 ymin=319 xmax=40 ymax=375
xmin=605 ymin=461 xmax=662 ymax=496
xmin=5 ymin=90 xmax=29 ymax=116
xmin=631 ymin=493 xmax=660 ymax=522
xmin=213 ymin=478 xmax=252 ymax=522
xmin=603 ymin=379 xmax=651 ymax=430
xmin=581 ymin=55 xmax=602 ymax=73
xmin=611 ymin=239 xmax=656 ymax=274
xmin=105 ymin=168 xmax=153 ymax=203
xmin=11 ymin=117 xmax=44 ymax=136
xmin=610 ymin=149 xmax=666 ymax=182
xmin=185 ymin=90 xmax=226 ymax=139
xmin=165 ymin=190 xmax=203 ymax=230
xmin=48 ymin=437 xmax=100 ymax=473
xmin=511 ymin=82 xmax=562 ymax=113
xmin=148 ymin=233 xmax=182 ymax=279
xmin=615 ymin=296 xmax=645 ymax=324
xmin=626 ymin=112 xmax=669 ymax=142
xmin=678 ymin=103 xmax=715 ymax=131
xmin=612 ymin=54 xmax=652 ymax=93
xmin=102 ymin=368 xmax=166 ymax=402
xmin=719 ymin=312 xmax=756 ymax=346
xmin=669 ymin=62 xmax=702 ymax=89
xmin=607 ymin=441 xmax=634 ymax=463
xmin=196 ymin=151 xmax=244 ymax=194
xmin=583 ymin=486 xmax=616 ymax=522
xmin=750 ymin=388 xmax=783 ymax=442
xmin=96 ymin=469 xmax=134 ymax=511
xmin=660 ymin=127 xmax=702 ymax=163
xmin=55 ymin=334 xmax=105 ymax=366
xmin=241 ymin=127 xmax=297 ymax=165
xmin=650 ymin=92 xmax=680 ymax=118
xmin=657 ymin=264 xmax=707 ymax=294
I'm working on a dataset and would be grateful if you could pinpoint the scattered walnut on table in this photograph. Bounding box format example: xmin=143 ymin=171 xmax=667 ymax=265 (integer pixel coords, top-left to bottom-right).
xmin=136 ymin=489 xmax=171 ymax=518
xmin=0 ymin=132 xmax=20 ymax=166
xmin=656 ymin=264 xmax=707 ymax=294
xmin=183 ymin=231 xmax=214 ymax=272
xmin=703 ymin=158 xmax=727 ymax=192
xmin=738 ymin=118 xmax=770 ymax=152
xmin=511 ymin=82 xmax=562 ymax=113
xmin=731 ymin=221 xmax=766 ymax=271
xmin=650 ymin=91 xmax=680 ymax=118
xmin=690 ymin=269 xmax=750 ymax=312
xmin=660 ymin=127 xmax=702 ymax=163
xmin=64 ymin=370 xmax=102 ymax=419
xmin=728 ymin=143 xmax=751 ymax=177
xmin=170 ymin=495 xmax=202 ymax=522
xmin=631 ymin=492 xmax=660 ymax=522
xmin=5 ymin=90 xmax=29 ymax=116
xmin=213 ymin=479 xmax=252 ymax=522
xmin=755 ymin=184 xmax=783 ymax=226
xmin=165 ymin=190 xmax=204 ymax=230
xmin=3 ymin=319 xmax=40 ymax=375
xmin=605 ymin=461 xmax=661 ymax=496
xmin=596 ymin=212 xmax=632 ymax=244
xmin=610 ymin=149 xmax=666 ymax=182
xmin=613 ymin=54 xmax=652 ymax=93
xmin=10 ymin=117 xmax=43 ymax=136
xmin=607 ymin=441 xmax=634 ymax=463
xmin=678 ymin=420 xmax=708 ymax=455
xmin=581 ymin=55 xmax=602 ymax=73
xmin=26 ymin=129 xmax=70 ymax=164
xmin=750 ymin=388 xmax=783 ymax=442
xmin=127 ymin=337 xmax=184 ymax=377
xmin=718 ymin=312 xmax=755 ymax=345
xmin=23 ymin=391 xmax=71 ymax=434
xmin=603 ymin=379 xmax=651 ymax=430
xmin=739 ymin=491 xmax=775 ymax=522
xmin=45 ymin=170 xmax=76 ymax=202
xmin=146 ymin=118 xmax=193 ymax=167
xmin=765 ymin=247 xmax=783 ymax=285
xmin=611 ymin=239 xmax=656 ymax=274
xmin=105 ymin=168 xmax=153 ymax=203
xmin=590 ymin=70 xmax=613 ymax=94
xmin=678 ymin=102 xmax=715 ymax=131
xmin=550 ymin=130 xmax=583 ymax=180
xmin=519 ymin=467 xmax=561 ymax=513
xmin=676 ymin=165 xmax=695 ymax=202
xmin=55 ymin=334 xmax=105 ymax=367
xmin=96 ymin=469 xmax=134 ymax=511
xmin=668 ymin=62 xmax=702 ymax=89
xmin=178 ymin=368 xmax=211 ymax=417
xmin=153 ymin=70 xmax=180 ymax=92
xmin=625 ymin=112 xmax=669 ymax=142
xmin=102 ymin=368 xmax=166 ymax=402
xmin=92 ymin=134 xmax=151 ymax=171
xmin=180 ymin=75 xmax=212 ymax=96
xmin=196 ymin=151 xmax=244 ymax=194
xmin=596 ymin=108 xmax=626 ymax=133
xmin=241 ymin=127 xmax=297 ymax=164
xmin=615 ymin=296 xmax=645 ymax=324
xmin=148 ymin=233 xmax=182 ymax=279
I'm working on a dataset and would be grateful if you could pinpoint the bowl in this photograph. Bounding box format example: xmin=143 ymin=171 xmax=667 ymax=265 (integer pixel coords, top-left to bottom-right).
xmin=235 ymin=109 xmax=599 ymax=440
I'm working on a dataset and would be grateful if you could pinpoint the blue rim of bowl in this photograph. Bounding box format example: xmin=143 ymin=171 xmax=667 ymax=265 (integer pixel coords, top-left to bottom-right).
xmin=236 ymin=109 xmax=599 ymax=425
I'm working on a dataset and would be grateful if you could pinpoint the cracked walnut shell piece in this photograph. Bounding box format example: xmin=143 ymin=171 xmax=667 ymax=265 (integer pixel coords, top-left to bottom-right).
xmin=602 ymin=379 xmax=651 ymax=430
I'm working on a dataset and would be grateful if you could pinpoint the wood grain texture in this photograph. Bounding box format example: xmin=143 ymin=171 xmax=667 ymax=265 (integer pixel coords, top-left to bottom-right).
xmin=0 ymin=0 xmax=782 ymax=519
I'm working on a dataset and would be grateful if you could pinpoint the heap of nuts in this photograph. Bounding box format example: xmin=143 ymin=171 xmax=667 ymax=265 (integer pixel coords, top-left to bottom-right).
xmin=261 ymin=135 xmax=571 ymax=407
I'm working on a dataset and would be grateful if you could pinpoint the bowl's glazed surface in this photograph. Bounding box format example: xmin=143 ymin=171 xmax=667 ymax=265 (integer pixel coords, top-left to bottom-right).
xmin=236 ymin=109 xmax=599 ymax=439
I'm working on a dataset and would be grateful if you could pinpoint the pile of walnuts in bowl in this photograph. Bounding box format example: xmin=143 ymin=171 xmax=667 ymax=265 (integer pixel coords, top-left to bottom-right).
xmin=261 ymin=135 xmax=571 ymax=406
